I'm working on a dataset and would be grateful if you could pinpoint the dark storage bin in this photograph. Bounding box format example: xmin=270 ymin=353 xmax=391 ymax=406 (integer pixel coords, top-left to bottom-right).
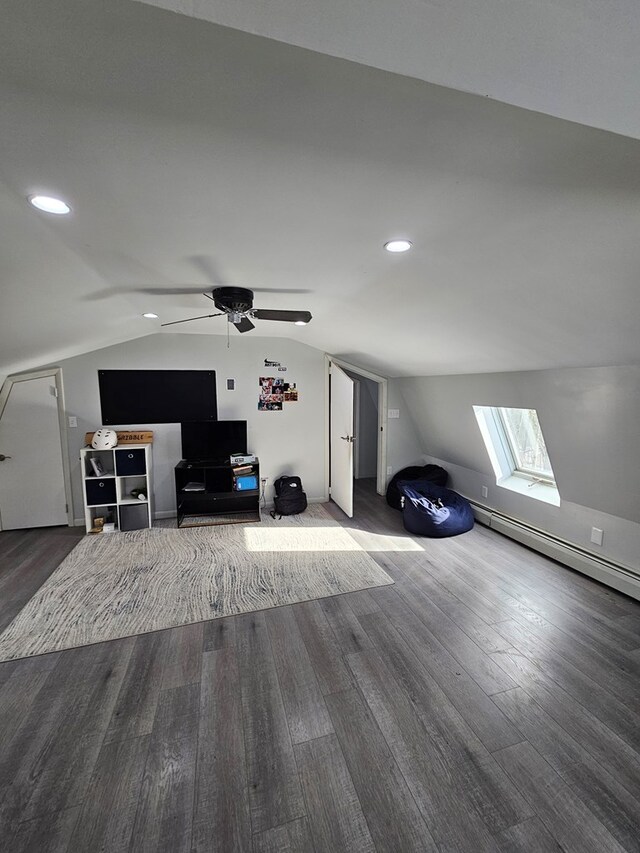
xmin=115 ymin=448 xmax=146 ymax=476
xmin=85 ymin=477 xmax=117 ymax=506
xmin=119 ymin=503 xmax=149 ymax=531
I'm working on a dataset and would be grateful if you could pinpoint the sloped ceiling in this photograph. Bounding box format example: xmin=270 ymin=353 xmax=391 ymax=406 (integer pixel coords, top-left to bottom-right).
xmin=1 ymin=0 xmax=639 ymax=378
xmin=137 ymin=0 xmax=640 ymax=141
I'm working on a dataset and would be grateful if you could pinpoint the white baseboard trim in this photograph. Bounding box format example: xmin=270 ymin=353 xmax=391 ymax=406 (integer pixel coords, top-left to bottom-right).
xmin=470 ymin=501 xmax=640 ymax=602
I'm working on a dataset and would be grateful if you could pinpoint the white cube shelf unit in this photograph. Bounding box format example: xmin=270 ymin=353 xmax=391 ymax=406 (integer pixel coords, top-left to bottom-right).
xmin=80 ymin=443 xmax=153 ymax=533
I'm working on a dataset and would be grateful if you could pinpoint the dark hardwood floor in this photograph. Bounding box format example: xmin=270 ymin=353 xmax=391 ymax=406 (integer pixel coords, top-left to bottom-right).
xmin=1 ymin=481 xmax=640 ymax=851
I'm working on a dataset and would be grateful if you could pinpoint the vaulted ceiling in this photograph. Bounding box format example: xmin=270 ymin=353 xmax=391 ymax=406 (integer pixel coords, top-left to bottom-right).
xmin=1 ymin=0 xmax=639 ymax=378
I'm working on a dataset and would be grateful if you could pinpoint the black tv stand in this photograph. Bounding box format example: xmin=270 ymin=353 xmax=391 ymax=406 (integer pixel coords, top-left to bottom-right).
xmin=175 ymin=458 xmax=260 ymax=527
xmin=184 ymin=457 xmax=232 ymax=467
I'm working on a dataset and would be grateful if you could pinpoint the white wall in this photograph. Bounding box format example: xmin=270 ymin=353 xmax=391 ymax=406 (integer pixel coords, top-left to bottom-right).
xmin=385 ymin=378 xmax=428 ymax=479
xmin=395 ymin=366 xmax=640 ymax=572
xmin=57 ymin=333 xmax=327 ymax=521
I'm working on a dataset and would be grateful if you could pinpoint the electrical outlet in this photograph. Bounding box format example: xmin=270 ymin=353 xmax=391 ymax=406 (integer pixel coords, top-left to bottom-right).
xmin=481 ymin=485 xmax=488 ymax=498
xmin=387 ymin=466 xmax=392 ymax=476
xmin=387 ymin=409 xmax=400 ymax=419
xmin=590 ymin=527 xmax=604 ymax=546
xmin=68 ymin=416 xmax=77 ymax=428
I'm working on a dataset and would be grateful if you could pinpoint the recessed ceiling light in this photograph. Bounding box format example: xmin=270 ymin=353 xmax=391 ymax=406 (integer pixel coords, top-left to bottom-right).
xmin=294 ymin=320 xmax=308 ymax=326
xmin=142 ymin=312 xmax=159 ymax=319
xmin=384 ymin=239 xmax=412 ymax=253
xmin=28 ymin=195 xmax=71 ymax=215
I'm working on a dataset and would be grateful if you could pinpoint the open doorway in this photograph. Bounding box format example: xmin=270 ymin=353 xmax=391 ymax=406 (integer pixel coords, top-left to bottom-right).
xmin=325 ymin=356 xmax=388 ymax=517
xmin=346 ymin=371 xmax=379 ymax=482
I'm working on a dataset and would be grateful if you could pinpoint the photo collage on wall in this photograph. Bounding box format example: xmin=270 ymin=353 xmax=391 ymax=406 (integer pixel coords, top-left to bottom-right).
xmin=258 ymin=376 xmax=299 ymax=411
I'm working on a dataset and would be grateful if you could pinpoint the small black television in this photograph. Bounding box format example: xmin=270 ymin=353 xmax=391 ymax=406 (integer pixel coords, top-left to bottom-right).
xmin=181 ymin=420 xmax=247 ymax=462
xmin=98 ymin=370 xmax=217 ymax=424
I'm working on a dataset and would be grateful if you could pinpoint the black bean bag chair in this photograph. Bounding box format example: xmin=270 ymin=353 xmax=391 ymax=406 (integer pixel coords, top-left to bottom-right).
xmin=386 ymin=464 xmax=448 ymax=510
xmin=400 ymin=482 xmax=474 ymax=537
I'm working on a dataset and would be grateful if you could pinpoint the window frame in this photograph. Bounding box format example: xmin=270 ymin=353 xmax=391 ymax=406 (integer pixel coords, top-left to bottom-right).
xmin=472 ymin=404 xmax=560 ymax=506
xmin=495 ymin=407 xmax=556 ymax=485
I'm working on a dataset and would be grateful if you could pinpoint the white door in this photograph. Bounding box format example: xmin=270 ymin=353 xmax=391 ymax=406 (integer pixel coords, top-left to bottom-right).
xmin=330 ymin=361 xmax=355 ymax=517
xmin=0 ymin=375 xmax=68 ymax=529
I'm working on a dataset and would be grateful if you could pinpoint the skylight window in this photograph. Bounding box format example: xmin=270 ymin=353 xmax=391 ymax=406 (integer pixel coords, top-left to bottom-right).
xmin=497 ymin=407 xmax=554 ymax=481
xmin=473 ymin=405 xmax=560 ymax=505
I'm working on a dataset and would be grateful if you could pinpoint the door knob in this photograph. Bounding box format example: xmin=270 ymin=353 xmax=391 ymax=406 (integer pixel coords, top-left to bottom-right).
xmin=0 ymin=454 xmax=12 ymax=461
xmin=340 ymin=436 xmax=355 ymax=443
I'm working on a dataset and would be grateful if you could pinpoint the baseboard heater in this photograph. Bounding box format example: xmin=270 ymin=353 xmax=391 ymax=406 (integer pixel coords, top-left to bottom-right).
xmin=469 ymin=501 xmax=640 ymax=602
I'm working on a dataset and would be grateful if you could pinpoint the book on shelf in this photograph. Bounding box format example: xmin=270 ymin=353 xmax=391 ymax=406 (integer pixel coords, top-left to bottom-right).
xmin=232 ymin=464 xmax=254 ymax=474
xmin=182 ymin=481 xmax=206 ymax=492
xmin=89 ymin=457 xmax=106 ymax=477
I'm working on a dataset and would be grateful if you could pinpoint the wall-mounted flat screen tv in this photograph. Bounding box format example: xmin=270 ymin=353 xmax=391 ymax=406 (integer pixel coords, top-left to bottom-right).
xmin=98 ymin=370 xmax=217 ymax=425
xmin=181 ymin=420 xmax=247 ymax=462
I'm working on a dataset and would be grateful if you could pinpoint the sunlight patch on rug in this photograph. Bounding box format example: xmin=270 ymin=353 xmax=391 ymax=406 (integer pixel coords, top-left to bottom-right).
xmin=243 ymin=526 xmax=362 ymax=551
xmin=0 ymin=504 xmax=393 ymax=661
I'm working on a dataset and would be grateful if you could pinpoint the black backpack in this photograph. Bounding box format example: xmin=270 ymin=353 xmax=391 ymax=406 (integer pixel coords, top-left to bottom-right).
xmin=271 ymin=475 xmax=308 ymax=518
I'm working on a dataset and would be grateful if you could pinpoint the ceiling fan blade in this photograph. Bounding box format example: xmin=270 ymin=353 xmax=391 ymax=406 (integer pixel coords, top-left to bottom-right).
xmin=83 ymin=285 xmax=313 ymax=302
xmin=253 ymin=309 xmax=312 ymax=324
xmin=252 ymin=288 xmax=312 ymax=294
xmin=137 ymin=286 xmax=208 ymax=295
xmin=234 ymin=316 xmax=256 ymax=333
xmin=137 ymin=285 xmax=311 ymax=297
xmin=161 ymin=312 xmax=225 ymax=327
xmin=82 ymin=285 xmax=204 ymax=301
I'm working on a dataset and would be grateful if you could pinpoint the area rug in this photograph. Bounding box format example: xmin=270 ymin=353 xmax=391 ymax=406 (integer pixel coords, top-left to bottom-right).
xmin=0 ymin=504 xmax=393 ymax=661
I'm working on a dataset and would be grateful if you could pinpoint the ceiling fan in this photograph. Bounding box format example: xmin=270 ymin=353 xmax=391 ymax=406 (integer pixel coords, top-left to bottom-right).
xmin=160 ymin=286 xmax=312 ymax=333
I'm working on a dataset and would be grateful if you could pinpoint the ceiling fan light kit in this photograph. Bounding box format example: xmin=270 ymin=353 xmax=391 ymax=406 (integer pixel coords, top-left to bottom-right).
xmin=161 ymin=286 xmax=312 ymax=332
